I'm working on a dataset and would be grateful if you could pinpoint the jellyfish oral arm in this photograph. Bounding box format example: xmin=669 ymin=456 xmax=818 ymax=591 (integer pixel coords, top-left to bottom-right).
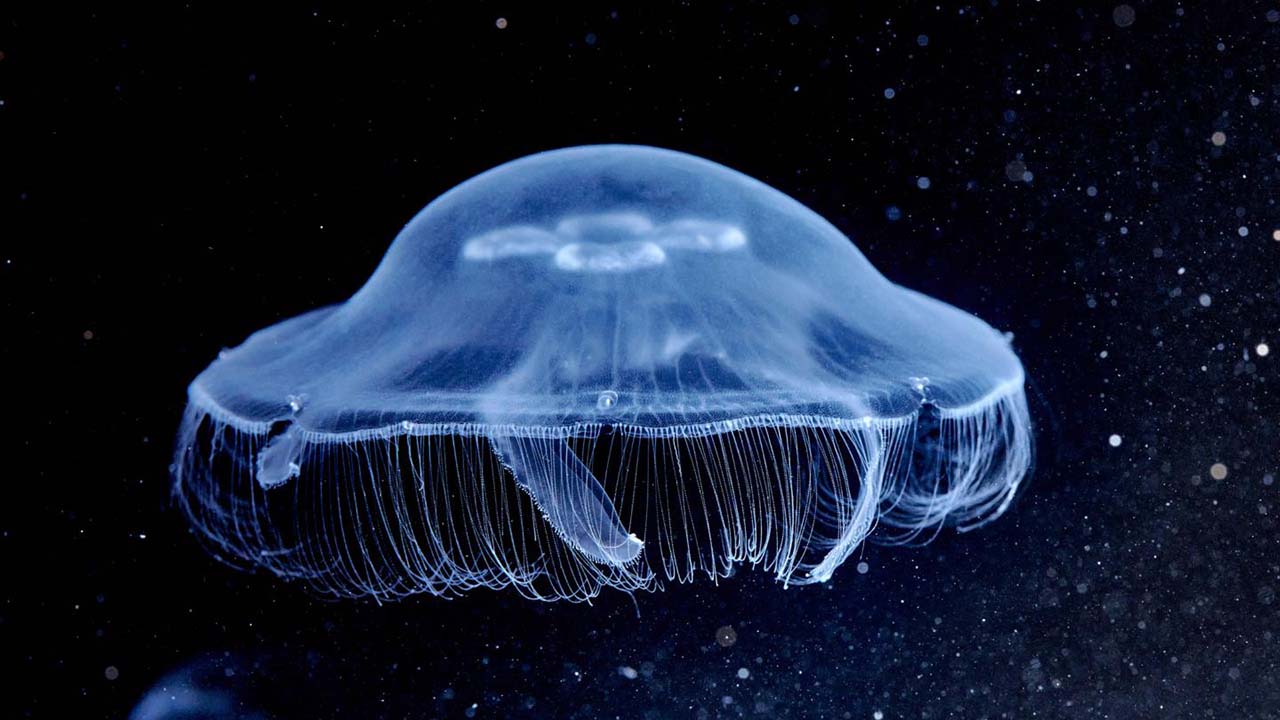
xmin=255 ymin=422 xmax=304 ymax=489
xmin=487 ymin=434 xmax=644 ymax=567
xmin=805 ymin=424 xmax=886 ymax=583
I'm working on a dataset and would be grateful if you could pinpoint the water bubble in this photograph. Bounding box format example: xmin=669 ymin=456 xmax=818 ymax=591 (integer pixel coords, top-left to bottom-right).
xmin=1005 ymin=160 xmax=1030 ymax=183
xmin=716 ymin=625 xmax=738 ymax=647
xmin=1113 ymin=5 xmax=1136 ymax=27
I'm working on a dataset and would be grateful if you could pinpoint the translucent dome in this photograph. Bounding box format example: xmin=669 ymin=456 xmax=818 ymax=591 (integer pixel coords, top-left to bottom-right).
xmin=175 ymin=145 xmax=1032 ymax=601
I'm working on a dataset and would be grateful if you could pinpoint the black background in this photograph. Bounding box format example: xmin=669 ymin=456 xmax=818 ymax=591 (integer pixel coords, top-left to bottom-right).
xmin=5 ymin=2 xmax=1279 ymax=718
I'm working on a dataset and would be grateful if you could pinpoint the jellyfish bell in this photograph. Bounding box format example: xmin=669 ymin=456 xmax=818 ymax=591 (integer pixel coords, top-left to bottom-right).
xmin=173 ymin=145 xmax=1031 ymax=601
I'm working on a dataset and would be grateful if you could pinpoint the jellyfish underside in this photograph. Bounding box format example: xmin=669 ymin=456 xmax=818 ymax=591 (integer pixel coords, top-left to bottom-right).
xmin=176 ymin=394 xmax=1029 ymax=601
xmin=172 ymin=145 xmax=1033 ymax=602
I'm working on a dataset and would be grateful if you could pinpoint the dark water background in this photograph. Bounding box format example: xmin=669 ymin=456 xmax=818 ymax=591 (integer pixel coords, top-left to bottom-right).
xmin=5 ymin=2 xmax=1278 ymax=717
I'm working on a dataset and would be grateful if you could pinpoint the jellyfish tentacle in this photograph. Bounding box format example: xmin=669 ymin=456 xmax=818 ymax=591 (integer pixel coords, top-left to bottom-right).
xmin=488 ymin=433 xmax=644 ymax=567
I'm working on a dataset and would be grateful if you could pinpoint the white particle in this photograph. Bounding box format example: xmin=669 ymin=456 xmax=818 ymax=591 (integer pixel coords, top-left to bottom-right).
xmin=1198 ymin=293 xmax=1212 ymax=307
xmin=874 ymin=712 xmax=885 ymax=720
xmin=917 ymin=176 xmax=931 ymax=189
xmin=1211 ymin=131 xmax=1226 ymax=147
xmin=1086 ymin=185 xmax=1098 ymax=197
xmin=884 ymin=87 xmax=896 ymax=99
xmin=1238 ymin=226 xmax=1249 ymax=237
xmin=1257 ymin=343 xmax=1270 ymax=357
xmin=737 ymin=667 xmax=750 ymax=679
xmin=619 ymin=666 xmax=638 ymax=680
xmin=1099 ymin=350 xmax=1109 ymax=358
xmin=856 ymin=561 xmax=870 ymax=574
xmin=1109 ymin=434 xmax=1122 ymax=447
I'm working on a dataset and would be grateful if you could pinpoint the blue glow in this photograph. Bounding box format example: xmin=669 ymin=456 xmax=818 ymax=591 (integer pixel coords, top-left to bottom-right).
xmin=173 ymin=145 xmax=1032 ymax=602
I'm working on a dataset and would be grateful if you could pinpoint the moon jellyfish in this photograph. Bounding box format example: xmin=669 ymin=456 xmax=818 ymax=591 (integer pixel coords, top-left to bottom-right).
xmin=172 ymin=145 xmax=1032 ymax=602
